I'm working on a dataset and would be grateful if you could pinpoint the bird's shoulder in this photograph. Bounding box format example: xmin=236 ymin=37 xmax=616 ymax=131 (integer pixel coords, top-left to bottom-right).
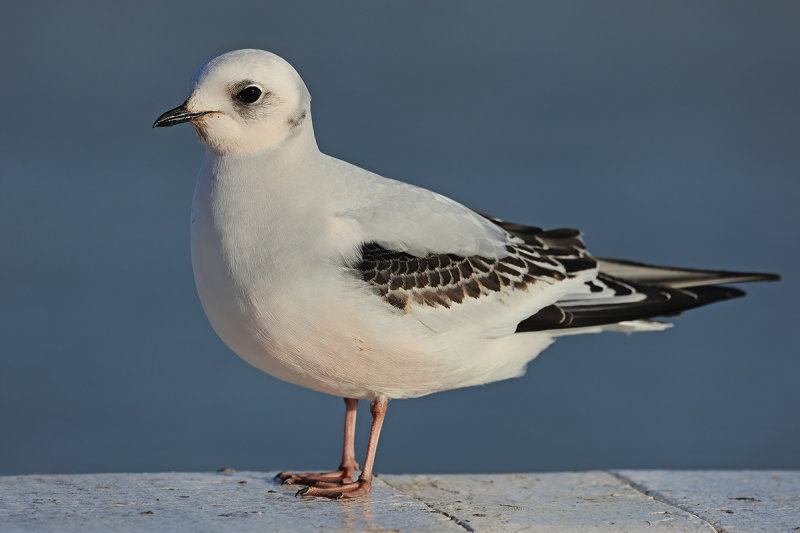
xmin=325 ymin=157 xmax=514 ymax=258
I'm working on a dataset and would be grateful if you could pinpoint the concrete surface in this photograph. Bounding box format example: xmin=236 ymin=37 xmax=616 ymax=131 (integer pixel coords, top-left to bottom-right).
xmin=0 ymin=470 xmax=797 ymax=532
xmin=617 ymin=470 xmax=800 ymax=533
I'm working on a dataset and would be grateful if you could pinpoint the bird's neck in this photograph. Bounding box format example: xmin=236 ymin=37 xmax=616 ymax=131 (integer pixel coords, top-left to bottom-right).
xmin=206 ymin=118 xmax=321 ymax=185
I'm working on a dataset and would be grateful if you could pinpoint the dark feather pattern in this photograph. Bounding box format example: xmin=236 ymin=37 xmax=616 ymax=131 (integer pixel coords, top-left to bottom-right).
xmin=477 ymin=212 xmax=778 ymax=331
xmin=355 ymin=241 xmax=595 ymax=311
xmin=516 ymin=276 xmax=745 ymax=331
xmin=352 ymin=211 xmax=777 ymax=330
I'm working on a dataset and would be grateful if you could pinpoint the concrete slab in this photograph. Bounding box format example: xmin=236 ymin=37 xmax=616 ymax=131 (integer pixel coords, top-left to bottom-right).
xmin=0 ymin=471 xmax=461 ymax=533
xmin=616 ymin=470 xmax=800 ymax=533
xmin=1 ymin=470 xmax=797 ymax=532
xmin=382 ymin=472 xmax=716 ymax=532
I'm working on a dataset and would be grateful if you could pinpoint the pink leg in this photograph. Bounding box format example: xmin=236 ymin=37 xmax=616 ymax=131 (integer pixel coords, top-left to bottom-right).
xmin=298 ymin=397 xmax=388 ymax=499
xmin=276 ymin=398 xmax=360 ymax=486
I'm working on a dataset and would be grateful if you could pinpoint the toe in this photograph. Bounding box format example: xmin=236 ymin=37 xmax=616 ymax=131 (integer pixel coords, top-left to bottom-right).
xmin=296 ymin=479 xmax=372 ymax=499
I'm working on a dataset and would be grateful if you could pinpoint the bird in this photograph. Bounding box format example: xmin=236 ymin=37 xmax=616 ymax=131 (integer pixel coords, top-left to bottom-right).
xmin=153 ymin=49 xmax=778 ymax=499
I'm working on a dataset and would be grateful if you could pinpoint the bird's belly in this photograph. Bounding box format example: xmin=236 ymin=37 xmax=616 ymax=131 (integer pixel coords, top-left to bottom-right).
xmin=190 ymin=210 xmax=383 ymax=398
xmin=189 ymin=180 xmax=548 ymax=400
xmin=191 ymin=271 xmax=394 ymax=399
xmin=191 ymin=227 xmax=547 ymax=400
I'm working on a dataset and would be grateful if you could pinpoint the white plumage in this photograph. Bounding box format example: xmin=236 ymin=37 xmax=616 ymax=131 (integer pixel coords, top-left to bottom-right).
xmin=154 ymin=49 xmax=776 ymax=498
xmin=188 ymin=126 xmax=574 ymax=400
xmin=177 ymin=50 xmax=579 ymax=400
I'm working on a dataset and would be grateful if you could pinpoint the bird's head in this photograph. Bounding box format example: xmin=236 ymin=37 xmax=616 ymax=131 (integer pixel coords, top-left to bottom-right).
xmin=153 ymin=49 xmax=312 ymax=155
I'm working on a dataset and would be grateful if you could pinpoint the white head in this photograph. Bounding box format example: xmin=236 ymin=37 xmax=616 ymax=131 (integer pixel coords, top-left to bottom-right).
xmin=154 ymin=49 xmax=313 ymax=155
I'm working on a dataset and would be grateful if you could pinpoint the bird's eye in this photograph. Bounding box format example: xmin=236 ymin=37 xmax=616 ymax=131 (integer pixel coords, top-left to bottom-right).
xmin=236 ymin=86 xmax=262 ymax=104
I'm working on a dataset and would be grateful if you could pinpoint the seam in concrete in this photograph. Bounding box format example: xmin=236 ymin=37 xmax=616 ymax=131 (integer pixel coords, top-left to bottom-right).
xmin=609 ymin=471 xmax=723 ymax=533
xmin=379 ymin=475 xmax=475 ymax=532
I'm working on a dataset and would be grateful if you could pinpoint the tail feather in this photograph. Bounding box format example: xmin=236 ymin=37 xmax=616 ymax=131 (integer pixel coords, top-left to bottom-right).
xmin=517 ymin=281 xmax=746 ymax=332
xmin=596 ymin=257 xmax=780 ymax=289
xmin=475 ymin=210 xmax=780 ymax=333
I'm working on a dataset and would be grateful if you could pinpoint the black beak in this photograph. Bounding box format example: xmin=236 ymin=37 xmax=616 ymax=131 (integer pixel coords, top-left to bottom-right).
xmin=153 ymin=102 xmax=214 ymax=128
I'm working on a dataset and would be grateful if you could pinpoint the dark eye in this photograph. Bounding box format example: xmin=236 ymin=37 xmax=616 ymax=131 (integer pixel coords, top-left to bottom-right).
xmin=236 ymin=85 xmax=262 ymax=104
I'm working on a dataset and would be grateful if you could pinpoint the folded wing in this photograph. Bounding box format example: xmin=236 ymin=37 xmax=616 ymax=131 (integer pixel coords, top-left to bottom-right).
xmin=480 ymin=214 xmax=779 ymax=332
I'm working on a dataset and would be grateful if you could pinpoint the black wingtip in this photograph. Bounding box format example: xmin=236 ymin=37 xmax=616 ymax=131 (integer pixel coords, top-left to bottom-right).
xmin=516 ymin=281 xmax=755 ymax=333
xmin=595 ymin=257 xmax=781 ymax=288
xmin=691 ymin=284 xmax=746 ymax=301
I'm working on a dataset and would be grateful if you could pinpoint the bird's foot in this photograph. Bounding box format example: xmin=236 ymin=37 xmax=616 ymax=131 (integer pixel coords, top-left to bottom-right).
xmin=275 ymin=465 xmax=358 ymax=486
xmin=295 ymin=478 xmax=372 ymax=499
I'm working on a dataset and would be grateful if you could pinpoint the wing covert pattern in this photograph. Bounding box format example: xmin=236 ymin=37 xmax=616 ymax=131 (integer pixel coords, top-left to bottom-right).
xmin=356 ymin=241 xmax=595 ymax=311
xmin=352 ymin=211 xmax=776 ymax=329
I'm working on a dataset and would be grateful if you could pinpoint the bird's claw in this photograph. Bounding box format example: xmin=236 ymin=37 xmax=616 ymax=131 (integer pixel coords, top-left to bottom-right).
xmin=274 ymin=468 xmax=357 ymax=486
xmin=295 ymin=479 xmax=372 ymax=499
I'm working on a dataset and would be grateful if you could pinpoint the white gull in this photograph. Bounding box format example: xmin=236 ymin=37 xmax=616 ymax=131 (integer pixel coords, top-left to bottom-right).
xmin=154 ymin=49 xmax=777 ymax=499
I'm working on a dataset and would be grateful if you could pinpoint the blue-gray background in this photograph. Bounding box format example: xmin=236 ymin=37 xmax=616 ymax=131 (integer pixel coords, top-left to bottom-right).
xmin=1 ymin=1 xmax=798 ymax=476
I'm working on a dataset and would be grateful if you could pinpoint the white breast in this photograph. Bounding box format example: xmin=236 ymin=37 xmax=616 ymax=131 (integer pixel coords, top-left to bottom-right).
xmin=188 ymin=151 xmax=408 ymax=398
xmin=189 ymin=150 xmax=554 ymax=400
xmin=190 ymin=152 xmax=328 ymax=389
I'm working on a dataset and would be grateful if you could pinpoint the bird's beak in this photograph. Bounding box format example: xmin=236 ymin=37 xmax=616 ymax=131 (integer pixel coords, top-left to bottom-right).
xmin=152 ymin=102 xmax=215 ymax=128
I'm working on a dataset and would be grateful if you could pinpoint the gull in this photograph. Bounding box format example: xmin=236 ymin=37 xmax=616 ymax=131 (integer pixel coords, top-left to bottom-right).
xmin=154 ymin=49 xmax=778 ymax=499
